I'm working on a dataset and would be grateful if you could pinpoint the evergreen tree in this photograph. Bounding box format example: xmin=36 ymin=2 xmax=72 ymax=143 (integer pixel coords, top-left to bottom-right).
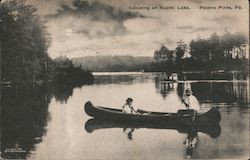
xmin=0 ymin=0 xmax=51 ymax=82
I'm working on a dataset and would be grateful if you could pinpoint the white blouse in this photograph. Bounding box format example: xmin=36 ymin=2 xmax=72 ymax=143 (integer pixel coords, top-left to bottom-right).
xmin=183 ymin=95 xmax=200 ymax=111
xmin=122 ymin=104 xmax=137 ymax=113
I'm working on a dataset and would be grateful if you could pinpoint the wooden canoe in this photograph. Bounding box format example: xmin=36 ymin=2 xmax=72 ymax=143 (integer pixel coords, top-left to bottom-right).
xmin=84 ymin=101 xmax=221 ymax=127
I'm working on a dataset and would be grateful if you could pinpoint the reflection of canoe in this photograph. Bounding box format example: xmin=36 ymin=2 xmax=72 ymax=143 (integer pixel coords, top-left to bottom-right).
xmin=85 ymin=118 xmax=221 ymax=138
xmin=84 ymin=101 xmax=221 ymax=127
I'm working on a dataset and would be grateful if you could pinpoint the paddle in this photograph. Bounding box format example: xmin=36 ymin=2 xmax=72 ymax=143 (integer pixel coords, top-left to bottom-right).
xmin=137 ymin=109 xmax=152 ymax=115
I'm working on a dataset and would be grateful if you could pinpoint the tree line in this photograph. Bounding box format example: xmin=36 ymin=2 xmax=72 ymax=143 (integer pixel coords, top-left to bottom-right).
xmin=147 ymin=32 xmax=248 ymax=73
xmin=0 ymin=0 xmax=93 ymax=84
xmin=73 ymin=56 xmax=153 ymax=72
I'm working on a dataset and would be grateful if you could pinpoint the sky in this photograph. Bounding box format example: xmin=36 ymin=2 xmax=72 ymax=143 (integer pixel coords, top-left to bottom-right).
xmin=26 ymin=0 xmax=249 ymax=58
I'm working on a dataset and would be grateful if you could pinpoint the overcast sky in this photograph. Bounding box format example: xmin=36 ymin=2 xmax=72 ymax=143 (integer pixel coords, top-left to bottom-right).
xmin=27 ymin=0 xmax=249 ymax=58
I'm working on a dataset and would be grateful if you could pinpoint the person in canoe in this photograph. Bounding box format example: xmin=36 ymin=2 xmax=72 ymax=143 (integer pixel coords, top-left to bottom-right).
xmin=182 ymin=88 xmax=200 ymax=120
xmin=122 ymin=98 xmax=139 ymax=114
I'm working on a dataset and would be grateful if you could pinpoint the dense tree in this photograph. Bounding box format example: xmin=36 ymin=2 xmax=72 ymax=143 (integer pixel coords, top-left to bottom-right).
xmin=175 ymin=40 xmax=188 ymax=62
xmin=208 ymin=33 xmax=220 ymax=59
xmin=151 ymin=45 xmax=175 ymax=75
xmin=52 ymin=56 xmax=94 ymax=84
xmin=190 ymin=39 xmax=211 ymax=62
xmin=175 ymin=40 xmax=188 ymax=71
xmin=189 ymin=32 xmax=248 ymax=70
xmin=0 ymin=1 xmax=94 ymax=84
xmin=0 ymin=0 xmax=51 ymax=82
xmin=154 ymin=45 xmax=173 ymax=61
xmin=150 ymin=32 xmax=248 ymax=72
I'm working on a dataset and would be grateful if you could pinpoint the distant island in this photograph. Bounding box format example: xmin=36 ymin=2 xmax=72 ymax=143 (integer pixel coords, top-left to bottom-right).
xmin=72 ymin=56 xmax=153 ymax=72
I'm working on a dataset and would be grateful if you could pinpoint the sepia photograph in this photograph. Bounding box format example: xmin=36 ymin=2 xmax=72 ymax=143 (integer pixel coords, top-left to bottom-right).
xmin=0 ymin=0 xmax=249 ymax=159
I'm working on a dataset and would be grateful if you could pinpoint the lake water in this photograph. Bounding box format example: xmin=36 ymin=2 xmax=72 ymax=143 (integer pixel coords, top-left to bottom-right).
xmin=1 ymin=72 xmax=250 ymax=160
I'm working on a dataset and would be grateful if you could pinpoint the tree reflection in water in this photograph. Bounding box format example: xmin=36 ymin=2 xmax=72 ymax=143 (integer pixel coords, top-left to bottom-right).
xmin=51 ymin=81 xmax=93 ymax=103
xmin=154 ymin=77 xmax=174 ymax=99
xmin=154 ymin=72 xmax=249 ymax=104
xmin=1 ymin=82 xmax=88 ymax=159
xmin=1 ymin=85 xmax=51 ymax=159
xmin=176 ymin=82 xmax=249 ymax=105
xmin=51 ymin=83 xmax=76 ymax=103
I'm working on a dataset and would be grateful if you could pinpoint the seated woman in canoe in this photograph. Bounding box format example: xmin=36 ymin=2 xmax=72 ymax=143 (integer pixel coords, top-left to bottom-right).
xmin=122 ymin=98 xmax=139 ymax=114
xmin=182 ymin=88 xmax=200 ymax=120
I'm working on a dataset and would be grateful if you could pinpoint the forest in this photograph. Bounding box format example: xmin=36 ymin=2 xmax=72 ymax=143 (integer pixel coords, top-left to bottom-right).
xmin=148 ymin=32 xmax=248 ymax=73
xmin=0 ymin=0 xmax=93 ymax=84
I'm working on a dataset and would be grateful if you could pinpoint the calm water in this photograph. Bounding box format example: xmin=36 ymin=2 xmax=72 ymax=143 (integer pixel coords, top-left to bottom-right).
xmin=1 ymin=72 xmax=250 ymax=160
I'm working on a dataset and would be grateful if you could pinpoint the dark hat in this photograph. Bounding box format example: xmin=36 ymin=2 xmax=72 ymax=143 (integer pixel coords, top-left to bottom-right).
xmin=185 ymin=88 xmax=192 ymax=95
xmin=126 ymin=98 xmax=133 ymax=103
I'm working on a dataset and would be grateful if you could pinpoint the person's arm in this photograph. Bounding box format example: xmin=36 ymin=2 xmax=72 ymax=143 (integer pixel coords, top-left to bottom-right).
xmin=182 ymin=96 xmax=190 ymax=109
xmin=130 ymin=105 xmax=139 ymax=114
xmin=122 ymin=104 xmax=126 ymax=112
xmin=183 ymin=101 xmax=189 ymax=108
xmin=131 ymin=106 xmax=138 ymax=113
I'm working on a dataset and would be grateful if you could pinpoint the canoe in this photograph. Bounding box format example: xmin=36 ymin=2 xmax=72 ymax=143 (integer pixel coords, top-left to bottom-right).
xmin=84 ymin=101 xmax=221 ymax=126
xmin=85 ymin=118 xmax=221 ymax=138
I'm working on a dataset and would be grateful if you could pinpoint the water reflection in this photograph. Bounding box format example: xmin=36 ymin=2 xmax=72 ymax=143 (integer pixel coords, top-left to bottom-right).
xmin=51 ymin=81 xmax=93 ymax=102
xmin=51 ymin=83 xmax=74 ymax=103
xmin=123 ymin=128 xmax=135 ymax=141
xmin=51 ymin=83 xmax=79 ymax=103
xmin=155 ymin=75 xmax=250 ymax=104
xmin=179 ymin=72 xmax=248 ymax=81
xmin=175 ymin=82 xmax=249 ymax=105
xmin=182 ymin=123 xmax=199 ymax=158
xmin=93 ymin=72 xmax=249 ymax=104
xmin=1 ymin=85 xmax=51 ymax=159
xmin=153 ymin=73 xmax=249 ymax=104
xmin=0 ymin=82 xmax=88 ymax=159
xmin=154 ymin=77 xmax=175 ymax=99
xmin=84 ymin=119 xmax=221 ymax=138
xmin=85 ymin=118 xmax=221 ymax=158
xmin=1 ymin=72 xmax=249 ymax=160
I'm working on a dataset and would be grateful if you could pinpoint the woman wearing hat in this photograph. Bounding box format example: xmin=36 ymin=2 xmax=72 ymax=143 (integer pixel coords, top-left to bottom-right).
xmin=122 ymin=98 xmax=138 ymax=114
xmin=182 ymin=88 xmax=200 ymax=120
